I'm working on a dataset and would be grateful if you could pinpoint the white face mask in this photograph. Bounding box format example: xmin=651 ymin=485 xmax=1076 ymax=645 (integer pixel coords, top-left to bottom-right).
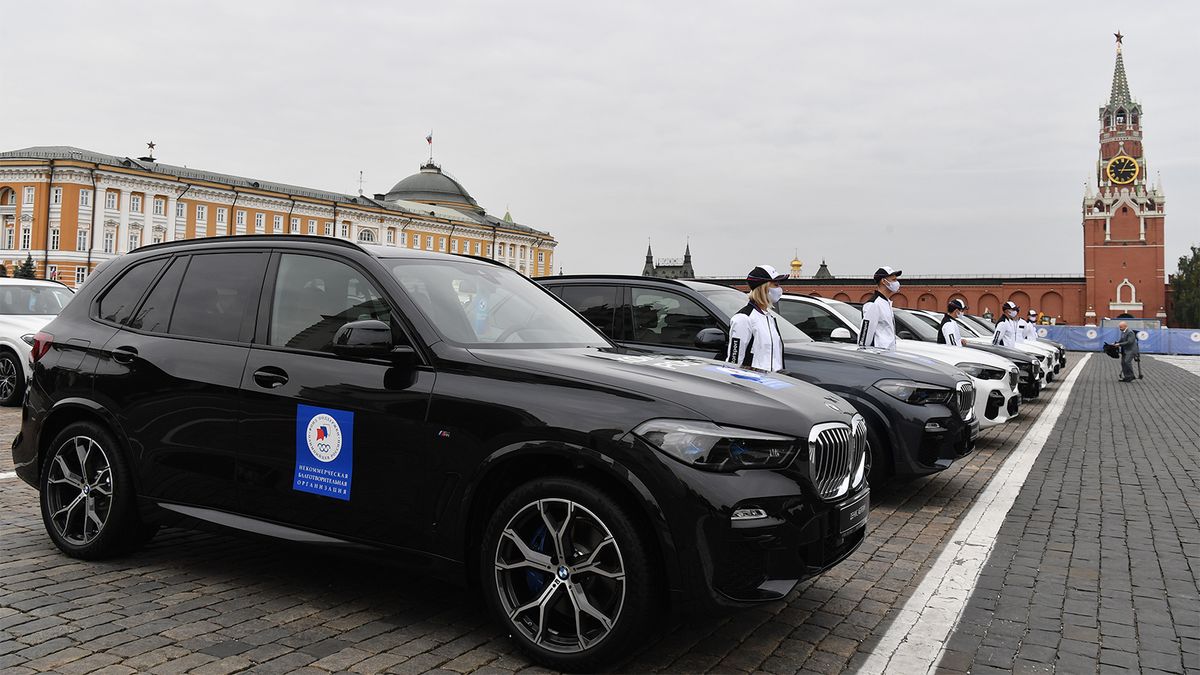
xmin=767 ymin=286 xmax=783 ymax=304
xmin=1006 ymin=310 xmax=1017 ymax=319
xmin=885 ymin=280 xmax=900 ymax=293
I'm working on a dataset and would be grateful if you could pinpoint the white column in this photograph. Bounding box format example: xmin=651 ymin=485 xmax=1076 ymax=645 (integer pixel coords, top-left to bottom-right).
xmin=166 ymin=194 xmax=178 ymax=241
xmin=90 ymin=183 xmax=104 ymax=256
xmin=118 ymin=188 xmax=131 ymax=253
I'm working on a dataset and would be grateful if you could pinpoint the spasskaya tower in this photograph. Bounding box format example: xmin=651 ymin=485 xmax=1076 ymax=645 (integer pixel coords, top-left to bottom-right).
xmin=1082 ymin=32 xmax=1167 ymax=322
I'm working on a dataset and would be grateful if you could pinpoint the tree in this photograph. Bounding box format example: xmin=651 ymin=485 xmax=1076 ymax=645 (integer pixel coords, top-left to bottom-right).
xmin=1171 ymin=244 xmax=1200 ymax=328
xmin=14 ymin=254 xmax=36 ymax=279
xmin=0 ymin=263 xmax=7 ymax=277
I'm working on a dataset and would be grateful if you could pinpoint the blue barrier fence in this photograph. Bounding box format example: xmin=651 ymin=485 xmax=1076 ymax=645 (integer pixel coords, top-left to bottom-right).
xmin=1037 ymin=326 xmax=1200 ymax=355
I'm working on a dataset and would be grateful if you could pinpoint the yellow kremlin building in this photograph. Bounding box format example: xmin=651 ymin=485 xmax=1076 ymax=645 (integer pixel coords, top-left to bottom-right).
xmin=0 ymin=146 xmax=556 ymax=287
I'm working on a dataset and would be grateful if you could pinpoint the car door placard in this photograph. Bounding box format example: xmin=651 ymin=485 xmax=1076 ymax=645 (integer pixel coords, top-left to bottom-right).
xmin=294 ymin=404 xmax=354 ymax=501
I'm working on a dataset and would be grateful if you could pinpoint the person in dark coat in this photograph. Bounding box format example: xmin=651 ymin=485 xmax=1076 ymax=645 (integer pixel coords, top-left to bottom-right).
xmin=1116 ymin=321 xmax=1140 ymax=382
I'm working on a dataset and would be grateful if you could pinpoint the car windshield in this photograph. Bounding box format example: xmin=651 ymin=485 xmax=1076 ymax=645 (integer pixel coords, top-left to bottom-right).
xmin=0 ymin=285 xmax=73 ymax=315
xmin=894 ymin=309 xmax=940 ymax=341
xmin=826 ymin=299 xmax=862 ymax=326
xmin=699 ymin=288 xmax=813 ymax=343
xmin=966 ymin=315 xmax=998 ymax=333
xmin=388 ymin=258 xmax=610 ymax=348
xmin=954 ymin=317 xmax=986 ymax=337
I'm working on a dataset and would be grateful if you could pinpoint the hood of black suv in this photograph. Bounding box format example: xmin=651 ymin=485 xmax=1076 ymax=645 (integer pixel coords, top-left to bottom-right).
xmin=466 ymin=347 xmax=859 ymax=438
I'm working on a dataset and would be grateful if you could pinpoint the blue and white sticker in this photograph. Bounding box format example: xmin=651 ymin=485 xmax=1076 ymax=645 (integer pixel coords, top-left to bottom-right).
xmin=294 ymin=404 xmax=354 ymax=501
xmin=704 ymin=365 xmax=793 ymax=389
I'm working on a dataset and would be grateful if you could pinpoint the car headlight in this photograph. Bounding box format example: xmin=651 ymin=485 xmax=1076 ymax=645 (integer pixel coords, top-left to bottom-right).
xmin=873 ymin=379 xmax=954 ymax=405
xmin=21 ymin=333 xmax=35 ymax=346
xmin=955 ymin=362 xmax=1005 ymax=380
xmin=633 ymin=419 xmax=799 ymax=471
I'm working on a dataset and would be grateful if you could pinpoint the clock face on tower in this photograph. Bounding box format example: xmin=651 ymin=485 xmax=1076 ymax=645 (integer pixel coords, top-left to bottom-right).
xmin=1106 ymin=155 xmax=1139 ymax=185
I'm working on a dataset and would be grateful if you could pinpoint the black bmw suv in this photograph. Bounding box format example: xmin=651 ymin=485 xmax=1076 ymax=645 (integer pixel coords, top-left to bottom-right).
xmin=13 ymin=236 xmax=869 ymax=670
xmin=538 ymin=276 xmax=979 ymax=479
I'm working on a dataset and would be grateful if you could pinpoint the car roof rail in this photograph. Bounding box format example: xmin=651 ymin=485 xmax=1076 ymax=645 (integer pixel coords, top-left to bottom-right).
xmin=133 ymin=234 xmax=366 ymax=254
xmin=537 ymin=274 xmax=691 ymax=287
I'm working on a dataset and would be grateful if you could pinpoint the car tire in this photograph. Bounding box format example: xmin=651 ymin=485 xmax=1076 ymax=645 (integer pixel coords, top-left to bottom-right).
xmin=865 ymin=425 xmax=892 ymax=486
xmin=39 ymin=421 xmax=149 ymax=560
xmin=481 ymin=476 xmax=657 ymax=671
xmin=0 ymin=349 xmax=25 ymax=407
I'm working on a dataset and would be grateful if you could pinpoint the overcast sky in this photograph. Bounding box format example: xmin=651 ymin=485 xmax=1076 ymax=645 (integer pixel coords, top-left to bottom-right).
xmin=2 ymin=1 xmax=1196 ymax=278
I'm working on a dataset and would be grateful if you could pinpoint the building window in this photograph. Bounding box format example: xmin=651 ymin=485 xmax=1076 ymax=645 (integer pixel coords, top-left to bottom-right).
xmin=51 ymin=188 xmax=62 ymax=205
xmin=103 ymin=230 xmax=115 ymax=254
xmin=273 ymin=215 xmax=283 ymax=233
xmin=4 ymin=226 xmax=13 ymax=249
xmin=386 ymin=229 xmax=394 ymax=244
xmin=215 ymin=208 xmax=226 ymax=224
xmin=20 ymin=226 xmax=31 ymax=250
xmin=129 ymin=230 xmax=141 ymax=250
xmin=308 ymin=220 xmax=316 ymax=234
xmin=400 ymin=231 xmax=408 ymax=247
xmin=153 ymin=198 xmax=165 ymax=216
xmin=79 ymin=189 xmax=92 ymax=207
xmin=196 ymin=205 xmax=208 ymax=221
xmin=152 ymin=229 xmax=164 ymax=244
xmin=48 ymin=264 xmax=57 ymax=281
xmin=426 ymin=237 xmax=434 ymax=251
xmin=77 ymin=228 xmax=89 ymax=251
xmin=340 ymin=223 xmax=349 ymax=238
xmin=474 ymin=242 xmax=481 ymax=255
xmin=130 ymin=195 xmax=142 ymax=213
xmin=23 ymin=187 xmax=34 ymax=205
xmin=255 ymin=213 xmax=265 ymax=232
xmin=412 ymin=234 xmax=421 ymax=249
xmin=290 ymin=217 xmax=300 ymax=233
xmin=487 ymin=244 xmax=493 ymax=257
xmin=235 ymin=210 xmax=245 ymax=227
xmin=50 ymin=228 xmax=60 ymax=250
xmin=324 ymin=223 xmax=333 ymax=236
xmin=176 ymin=202 xmax=185 ymax=219
xmin=105 ymin=191 xmax=117 ymax=209
xmin=75 ymin=268 xmax=87 ymax=285
xmin=452 ymin=239 xmax=460 ymax=253
xmin=358 ymin=229 xmax=375 ymax=243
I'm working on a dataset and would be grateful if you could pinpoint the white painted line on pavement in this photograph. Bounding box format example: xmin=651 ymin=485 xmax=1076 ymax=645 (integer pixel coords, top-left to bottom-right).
xmin=0 ymin=471 xmax=16 ymax=480
xmin=856 ymin=353 xmax=1093 ymax=675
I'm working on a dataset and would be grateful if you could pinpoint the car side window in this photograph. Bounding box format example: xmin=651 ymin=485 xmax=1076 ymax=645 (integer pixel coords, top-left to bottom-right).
xmin=269 ymin=254 xmax=392 ymax=353
xmin=97 ymin=258 xmax=167 ymax=325
xmin=627 ymin=287 xmax=719 ymax=347
xmin=128 ymin=257 xmax=188 ymax=332
xmin=557 ymin=285 xmax=618 ymax=336
xmin=777 ymin=301 xmax=842 ymax=342
xmin=168 ymin=253 xmax=266 ymax=342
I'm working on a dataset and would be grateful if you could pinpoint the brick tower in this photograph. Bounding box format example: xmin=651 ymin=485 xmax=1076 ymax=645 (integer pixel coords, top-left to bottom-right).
xmin=1082 ymin=33 xmax=1167 ymax=322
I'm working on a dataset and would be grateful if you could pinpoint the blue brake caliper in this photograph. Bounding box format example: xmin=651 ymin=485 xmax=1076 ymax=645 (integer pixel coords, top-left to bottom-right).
xmin=527 ymin=525 xmax=548 ymax=592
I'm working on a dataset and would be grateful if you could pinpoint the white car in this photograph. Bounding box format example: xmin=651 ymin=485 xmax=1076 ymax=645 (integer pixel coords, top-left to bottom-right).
xmin=0 ymin=278 xmax=75 ymax=406
xmin=958 ymin=313 xmax=1065 ymax=378
xmin=778 ymin=294 xmax=1022 ymax=429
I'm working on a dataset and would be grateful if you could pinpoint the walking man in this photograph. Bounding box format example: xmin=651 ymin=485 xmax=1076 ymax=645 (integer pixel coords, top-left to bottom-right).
xmin=859 ymin=266 xmax=901 ymax=351
xmin=1116 ymin=321 xmax=1140 ymax=382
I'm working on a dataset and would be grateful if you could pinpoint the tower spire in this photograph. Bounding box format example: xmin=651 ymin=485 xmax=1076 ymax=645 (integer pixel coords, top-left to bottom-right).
xmin=1109 ymin=32 xmax=1131 ymax=106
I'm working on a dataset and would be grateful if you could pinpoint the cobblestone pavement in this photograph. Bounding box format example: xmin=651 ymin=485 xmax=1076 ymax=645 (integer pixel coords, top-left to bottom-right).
xmin=936 ymin=355 xmax=1200 ymax=675
xmin=0 ymin=357 xmax=1120 ymax=674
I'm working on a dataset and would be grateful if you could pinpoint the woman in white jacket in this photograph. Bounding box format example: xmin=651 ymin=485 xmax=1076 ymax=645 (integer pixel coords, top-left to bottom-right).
xmin=725 ymin=264 xmax=789 ymax=372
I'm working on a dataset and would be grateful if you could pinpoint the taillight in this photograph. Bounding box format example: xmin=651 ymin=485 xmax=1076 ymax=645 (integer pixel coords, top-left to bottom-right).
xmin=30 ymin=331 xmax=53 ymax=363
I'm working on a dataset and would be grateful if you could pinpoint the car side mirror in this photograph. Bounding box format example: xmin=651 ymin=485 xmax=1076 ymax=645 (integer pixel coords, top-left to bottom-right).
xmin=695 ymin=328 xmax=727 ymax=349
xmin=333 ymin=319 xmax=395 ymax=359
xmin=829 ymin=327 xmax=853 ymax=341
xmin=897 ymin=330 xmax=915 ymax=340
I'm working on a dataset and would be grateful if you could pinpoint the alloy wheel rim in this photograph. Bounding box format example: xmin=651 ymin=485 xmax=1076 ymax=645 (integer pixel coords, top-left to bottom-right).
xmin=0 ymin=357 xmax=15 ymax=400
xmin=494 ymin=498 xmax=626 ymax=654
xmin=45 ymin=436 xmax=113 ymax=546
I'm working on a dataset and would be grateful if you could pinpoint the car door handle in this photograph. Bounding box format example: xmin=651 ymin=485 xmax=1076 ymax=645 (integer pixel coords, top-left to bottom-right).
xmin=253 ymin=367 xmax=289 ymax=389
xmin=112 ymin=346 xmax=138 ymax=364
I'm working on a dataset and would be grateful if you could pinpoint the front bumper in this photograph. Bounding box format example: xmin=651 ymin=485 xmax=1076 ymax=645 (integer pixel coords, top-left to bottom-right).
xmin=632 ymin=437 xmax=869 ymax=612
xmin=976 ymin=379 xmax=1020 ymax=428
xmin=712 ymin=487 xmax=869 ymax=602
